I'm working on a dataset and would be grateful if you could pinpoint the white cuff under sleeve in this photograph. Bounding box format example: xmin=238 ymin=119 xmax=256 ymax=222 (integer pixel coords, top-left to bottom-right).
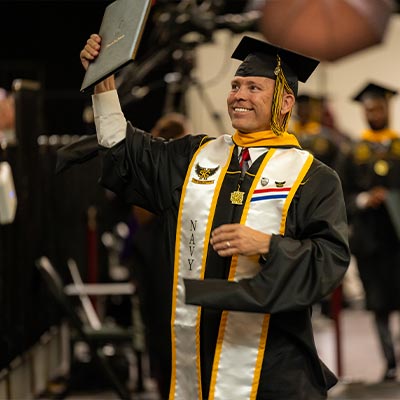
xmin=92 ymin=90 xmax=127 ymax=148
xmin=355 ymin=192 xmax=370 ymax=209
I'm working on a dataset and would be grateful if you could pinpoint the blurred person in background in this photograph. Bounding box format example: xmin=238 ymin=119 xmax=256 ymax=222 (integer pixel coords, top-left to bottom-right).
xmin=290 ymin=93 xmax=348 ymax=170
xmin=337 ymin=82 xmax=400 ymax=382
xmin=290 ymin=93 xmax=353 ymax=319
xmin=0 ymin=87 xmax=16 ymax=145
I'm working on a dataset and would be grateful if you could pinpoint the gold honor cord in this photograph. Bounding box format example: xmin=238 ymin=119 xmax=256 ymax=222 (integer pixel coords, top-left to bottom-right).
xmin=270 ymin=55 xmax=293 ymax=136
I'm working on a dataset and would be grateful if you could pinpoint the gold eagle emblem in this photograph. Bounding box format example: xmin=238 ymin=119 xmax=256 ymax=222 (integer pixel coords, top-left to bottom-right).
xmin=195 ymin=163 xmax=219 ymax=180
xmin=275 ymin=181 xmax=286 ymax=188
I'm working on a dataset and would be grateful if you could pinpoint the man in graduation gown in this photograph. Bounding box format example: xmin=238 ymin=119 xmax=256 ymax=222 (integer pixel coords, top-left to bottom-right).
xmin=337 ymin=82 xmax=400 ymax=382
xmin=79 ymin=33 xmax=350 ymax=399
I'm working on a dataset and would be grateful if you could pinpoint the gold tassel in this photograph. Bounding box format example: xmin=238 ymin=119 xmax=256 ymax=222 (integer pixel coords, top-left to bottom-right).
xmin=270 ymin=55 xmax=293 ymax=136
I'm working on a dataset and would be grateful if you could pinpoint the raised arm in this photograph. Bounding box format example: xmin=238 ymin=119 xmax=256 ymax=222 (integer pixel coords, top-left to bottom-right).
xmin=79 ymin=33 xmax=116 ymax=94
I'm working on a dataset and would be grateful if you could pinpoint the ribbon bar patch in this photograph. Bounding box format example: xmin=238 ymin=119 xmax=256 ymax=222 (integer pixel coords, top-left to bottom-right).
xmin=251 ymin=187 xmax=291 ymax=202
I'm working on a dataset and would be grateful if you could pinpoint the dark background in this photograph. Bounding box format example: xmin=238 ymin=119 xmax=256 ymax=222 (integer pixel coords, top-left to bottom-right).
xmin=0 ymin=0 xmax=253 ymax=134
xmin=1 ymin=1 xmax=118 ymax=135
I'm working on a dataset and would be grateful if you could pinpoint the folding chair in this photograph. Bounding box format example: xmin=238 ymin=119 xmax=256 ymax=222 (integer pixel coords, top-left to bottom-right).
xmin=36 ymin=256 xmax=135 ymax=400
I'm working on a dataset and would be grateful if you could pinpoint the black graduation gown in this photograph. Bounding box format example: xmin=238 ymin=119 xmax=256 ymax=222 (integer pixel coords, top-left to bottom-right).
xmin=99 ymin=123 xmax=350 ymax=400
xmin=336 ymin=138 xmax=400 ymax=311
xmin=292 ymin=124 xmax=341 ymax=170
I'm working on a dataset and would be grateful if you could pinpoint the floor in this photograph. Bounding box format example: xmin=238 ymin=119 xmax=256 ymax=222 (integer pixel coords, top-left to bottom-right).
xmin=316 ymin=308 xmax=400 ymax=400
xmin=35 ymin=257 xmax=400 ymax=399
xmin=54 ymin=307 xmax=400 ymax=400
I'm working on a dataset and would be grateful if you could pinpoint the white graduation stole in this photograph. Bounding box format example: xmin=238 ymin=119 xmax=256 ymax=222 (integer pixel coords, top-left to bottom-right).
xmin=170 ymin=135 xmax=313 ymax=400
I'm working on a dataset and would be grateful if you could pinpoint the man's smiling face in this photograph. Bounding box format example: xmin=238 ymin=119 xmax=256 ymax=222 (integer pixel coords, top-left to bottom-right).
xmin=227 ymin=76 xmax=275 ymax=133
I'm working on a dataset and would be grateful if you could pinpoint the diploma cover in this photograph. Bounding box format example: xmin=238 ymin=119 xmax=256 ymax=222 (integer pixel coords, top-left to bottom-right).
xmin=80 ymin=0 xmax=152 ymax=93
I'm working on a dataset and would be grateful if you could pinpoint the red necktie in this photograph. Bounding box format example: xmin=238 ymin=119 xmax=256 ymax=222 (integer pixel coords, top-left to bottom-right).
xmin=239 ymin=147 xmax=250 ymax=172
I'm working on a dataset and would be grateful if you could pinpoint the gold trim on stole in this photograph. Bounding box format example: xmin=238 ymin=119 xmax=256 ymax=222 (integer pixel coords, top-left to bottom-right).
xmin=209 ymin=148 xmax=313 ymax=400
xmin=170 ymin=136 xmax=234 ymax=400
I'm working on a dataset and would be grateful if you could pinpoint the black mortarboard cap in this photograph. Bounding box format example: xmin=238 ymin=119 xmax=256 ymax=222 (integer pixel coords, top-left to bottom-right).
xmin=352 ymin=82 xmax=398 ymax=102
xmin=232 ymin=36 xmax=320 ymax=96
xmin=296 ymin=94 xmax=313 ymax=103
xmin=296 ymin=93 xmax=325 ymax=104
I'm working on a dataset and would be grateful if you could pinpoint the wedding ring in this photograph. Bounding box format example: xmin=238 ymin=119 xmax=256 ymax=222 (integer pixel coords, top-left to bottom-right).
xmin=226 ymin=241 xmax=231 ymax=248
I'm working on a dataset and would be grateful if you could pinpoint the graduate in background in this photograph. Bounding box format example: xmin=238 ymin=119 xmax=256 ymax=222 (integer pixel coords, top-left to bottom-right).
xmin=337 ymin=82 xmax=400 ymax=382
xmin=290 ymin=93 xmax=348 ymax=170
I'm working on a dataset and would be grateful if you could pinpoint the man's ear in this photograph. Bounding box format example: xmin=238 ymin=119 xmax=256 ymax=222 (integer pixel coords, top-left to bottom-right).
xmin=281 ymin=92 xmax=295 ymax=115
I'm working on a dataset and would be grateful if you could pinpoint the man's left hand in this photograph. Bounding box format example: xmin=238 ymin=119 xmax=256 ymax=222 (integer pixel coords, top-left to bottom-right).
xmin=210 ymin=224 xmax=271 ymax=257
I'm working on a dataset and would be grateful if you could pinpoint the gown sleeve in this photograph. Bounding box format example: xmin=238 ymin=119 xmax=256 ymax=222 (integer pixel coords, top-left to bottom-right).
xmin=55 ymin=134 xmax=99 ymax=174
xmin=184 ymin=161 xmax=351 ymax=314
xmin=99 ymin=122 xmax=207 ymax=215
